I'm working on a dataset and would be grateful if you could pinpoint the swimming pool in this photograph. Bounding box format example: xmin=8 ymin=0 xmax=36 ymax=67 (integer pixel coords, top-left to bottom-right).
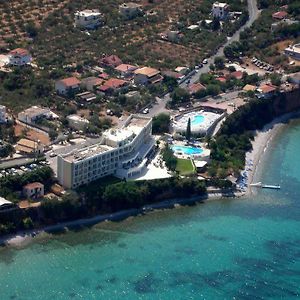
xmin=191 ymin=115 xmax=205 ymax=125
xmin=171 ymin=145 xmax=203 ymax=155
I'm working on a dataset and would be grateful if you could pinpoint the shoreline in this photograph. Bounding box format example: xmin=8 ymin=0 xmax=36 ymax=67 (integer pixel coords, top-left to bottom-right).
xmin=2 ymin=111 xmax=300 ymax=249
xmin=0 ymin=191 xmax=244 ymax=248
xmin=245 ymin=110 xmax=300 ymax=196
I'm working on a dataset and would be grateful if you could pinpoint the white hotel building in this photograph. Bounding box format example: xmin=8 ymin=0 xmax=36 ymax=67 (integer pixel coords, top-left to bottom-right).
xmin=57 ymin=115 xmax=155 ymax=189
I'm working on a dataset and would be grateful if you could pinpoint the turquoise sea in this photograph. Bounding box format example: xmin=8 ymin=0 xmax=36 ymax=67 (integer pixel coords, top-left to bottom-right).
xmin=1 ymin=119 xmax=300 ymax=299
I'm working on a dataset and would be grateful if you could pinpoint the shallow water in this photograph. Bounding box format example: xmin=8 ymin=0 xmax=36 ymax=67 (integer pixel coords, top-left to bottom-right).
xmin=1 ymin=119 xmax=300 ymax=300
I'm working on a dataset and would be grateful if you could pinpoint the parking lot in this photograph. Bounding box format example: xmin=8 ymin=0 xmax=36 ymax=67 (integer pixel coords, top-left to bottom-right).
xmin=0 ymin=161 xmax=50 ymax=178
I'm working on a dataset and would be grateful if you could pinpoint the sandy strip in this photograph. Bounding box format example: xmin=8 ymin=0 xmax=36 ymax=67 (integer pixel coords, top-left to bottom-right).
xmin=245 ymin=111 xmax=300 ymax=195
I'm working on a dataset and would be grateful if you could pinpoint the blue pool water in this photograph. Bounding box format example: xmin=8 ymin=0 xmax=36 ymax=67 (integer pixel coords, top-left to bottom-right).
xmin=171 ymin=145 xmax=203 ymax=155
xmin=191 ymin=115 xmax=205 ymax=125
xmin=1 ymin=119 xmax=300 ymax=299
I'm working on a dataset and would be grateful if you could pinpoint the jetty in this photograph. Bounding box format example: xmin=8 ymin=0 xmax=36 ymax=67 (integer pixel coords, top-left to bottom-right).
xmin=249 ymin=182 xmax=281 ymax=190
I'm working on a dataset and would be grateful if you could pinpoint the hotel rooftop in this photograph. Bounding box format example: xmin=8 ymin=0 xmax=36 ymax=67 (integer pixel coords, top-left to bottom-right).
xmin=62 ymin=115 xmax=151 ymax=163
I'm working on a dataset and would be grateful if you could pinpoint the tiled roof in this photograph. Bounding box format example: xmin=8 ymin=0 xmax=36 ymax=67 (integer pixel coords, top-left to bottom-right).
xmin=134 ymin=67 xmax=160 ymax=77
xmin=9 ymin=48 xmax=30 ymax=56
xmin=59 ymin=77 xmax=81 ymax=87
xmin=23 ymin=182 xmax=44 ymax=190
xmin=101 ymin=55 xmax=123 ymax=67
xmin=115 ymin=64 xmax=138 ymax=73
xmin=272 ymin=11 xmax=288 ymax=19
xmin=103 ymin=78 xmax=128 ymax=89
xmin=189 ymin=83 xmax=206 ymax=94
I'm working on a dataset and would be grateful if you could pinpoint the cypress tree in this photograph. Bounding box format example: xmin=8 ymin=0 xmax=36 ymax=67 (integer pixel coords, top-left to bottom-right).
xmin=186 ymin=118 xmax=191 ymax=141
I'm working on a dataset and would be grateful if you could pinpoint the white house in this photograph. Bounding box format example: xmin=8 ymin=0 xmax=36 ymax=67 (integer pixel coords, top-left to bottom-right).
xmin=67 ymin=114 xmax=90 ymax=131
xmin=0 ymin=105 xmax=6 ymax=123
xmin=119 ymin=2 xmax=142 ymax=19
xmin=212 ymin=2 xmax=229 ymax=20
xmin=55 ymin=77 xmax=81 ymax=95
xmin=284 ymin=44 xmax=300 ymax=61
xmin=74 ymin=9 xmax=103 ymax=29
xmin=23 ymin=182 xmax=44 ymax=199
xmin=8 ymin=48 xmax=32 ymax=66
xmin=18 ymin=106 xmax=59 ymax=124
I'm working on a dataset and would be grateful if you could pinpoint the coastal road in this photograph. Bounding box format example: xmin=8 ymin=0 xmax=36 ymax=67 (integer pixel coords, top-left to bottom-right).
xmin=145 ymin=0 xmax=260 ymax=117
xmin=185 ymin=0 xmax=260 ymax=85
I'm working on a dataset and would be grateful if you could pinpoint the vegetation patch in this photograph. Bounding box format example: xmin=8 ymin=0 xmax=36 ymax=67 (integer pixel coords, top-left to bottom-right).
xmin=176 ymin=158 xmax=195 ymax=175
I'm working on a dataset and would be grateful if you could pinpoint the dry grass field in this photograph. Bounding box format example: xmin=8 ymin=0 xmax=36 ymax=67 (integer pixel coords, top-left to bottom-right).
xmin=0 ymin=0 xmax=69 ymax=45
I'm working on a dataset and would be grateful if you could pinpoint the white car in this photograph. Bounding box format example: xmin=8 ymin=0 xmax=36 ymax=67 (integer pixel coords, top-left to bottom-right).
xmin=143 ymin=108 xmax=149 ymax=114
xmin=202 ymin=59 xmax=208 ymax=64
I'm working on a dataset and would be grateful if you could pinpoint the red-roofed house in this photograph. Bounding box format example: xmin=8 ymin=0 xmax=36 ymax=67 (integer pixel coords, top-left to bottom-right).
xmin=230 ymin=71 xmax=244 ymax=80
xmin=216 ymin=77 xmax=227 ymax=83
xmin=8 ymin=48 xmax=32 ymax=66
xmin=257 ymin=84 xmax=277 ymax=99
xmin=55 ymin=77 xmax=81 ymax=95
xmin=100 ymin=55 xmax=123 ymax=68
xmin=99 ymin=78 xmax=128 ymax=93
xmin=189 ymin=83 xmax=206 ymax=95
xmin=99 ymin=72 xmax=109 ymax=80
xmin=23 ymin=182 xmax=44 ymax=199
xmin=272 ymin=11 xmax=288 ymax=20
xmin=115 ymin=64 xmax=138 ymax=77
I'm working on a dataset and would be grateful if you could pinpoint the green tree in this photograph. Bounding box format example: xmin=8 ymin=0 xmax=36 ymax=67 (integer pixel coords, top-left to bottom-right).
xmin=186 ymin=117 xmax=191 ymax=141
xmin=152 ymin=113 xmax=170 ymax=134
xmin=214 ymin=57 xmax=225 ymax=70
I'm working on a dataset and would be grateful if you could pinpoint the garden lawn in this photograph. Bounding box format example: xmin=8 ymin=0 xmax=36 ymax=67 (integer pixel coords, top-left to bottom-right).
xmin=176 ymin=158 xmax=195 ymax=175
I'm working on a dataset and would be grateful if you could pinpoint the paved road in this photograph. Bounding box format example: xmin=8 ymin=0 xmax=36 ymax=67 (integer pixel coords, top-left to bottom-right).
xmin=186 ymin=0 xmax=260 ymax=85
xmin=146 ymin=0 xmax=260 ymax=118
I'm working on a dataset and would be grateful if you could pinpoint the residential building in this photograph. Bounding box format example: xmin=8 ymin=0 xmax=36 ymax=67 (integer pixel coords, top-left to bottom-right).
xmin=0 ymin=197 xmax=16 ymax=212
xmin=57 ymin=115 xmax=154 ymax=188
xmin=100 ymin=78 xmax=128 ymax=92
xmin=271 ymin=19 xmax=299 ymax=31
xmin=162 ymin=71 xmax=184 ymax=80
xmin=100 ymin=55 xmax=123 ymax=68
xmin=216 ymin=77 xmax=227 ymax=83
xmin=243 ymin=84 xmax=256 ymax=92
xmin=0 ymin=105 xmax=6 ymax=123
xmin=76 ymin=91 xmax=97 ymax=103
xmin=175 ymin=66 xmax=189 ymax=75
xmin=167 ymin=30 xmax=180 ymax=43
xmin=18 ymin=106 xmax=59 ymax=124
xmin=134 ymin=67 xmax=163 ymax=85
xmin=16 ymin=138 xmax=44 ymax=155
xmin=8 ymin=48 xmax=32 ymax=66
xmin=80 ymin=76 xmax=104 ymax=91
xmin=288 ymin=72 xmax=300 ymax=85
xmin=119 ymin=2 xmax=142 ymax=19
xmin=74 ymin=9 xmax=103 ymax=29
xmin=125 ymin=91 xmax=141 ymax=102
xmin=272 ymin=11 xmax=288 ymax=20
xmin=256 ymin=84 xmax=277 ymax=99
xmin=67 ymin=114 xmax=90 ymax=131
xmin=115 ymin=64 xmax=138 ymax=77
xmin=189 ymin=83 xmax=206 ymax=95
xmin=284 ymin=44 xmax=300 ymax=61
xmin=55 ymin=77 xmax=81 ymax=95
xmin=23 ymin=182 xmax=44 ymax=199
xmin=229 ymin=70 xmax=244 ymax=80
xmin=212 ymin=2 xmax=229 ymax=20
